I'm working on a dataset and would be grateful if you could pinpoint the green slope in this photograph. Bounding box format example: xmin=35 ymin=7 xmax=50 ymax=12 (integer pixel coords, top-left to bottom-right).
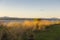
xmin=33 ymin=24 xmax=60 ymax=40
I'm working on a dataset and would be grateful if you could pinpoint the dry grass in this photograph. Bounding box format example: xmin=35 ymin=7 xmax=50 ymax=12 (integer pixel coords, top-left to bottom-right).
xmin=0 ymin=20 xmax=60 ymax=40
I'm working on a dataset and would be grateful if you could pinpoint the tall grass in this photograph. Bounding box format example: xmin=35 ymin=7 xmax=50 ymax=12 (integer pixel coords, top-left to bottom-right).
xmin=0 ymin=20 xmax=60 ymax=40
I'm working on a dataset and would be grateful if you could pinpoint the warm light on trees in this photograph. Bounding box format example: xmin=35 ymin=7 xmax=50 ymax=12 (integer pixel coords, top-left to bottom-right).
xmin=0 ymin=19 xmax=60 ymax=31
xmin=54 ymin=21 xmax=60 ymax=24
xmin=38 ymin=20 xmax=52 ymax=30
xmin=22 ymin=20 xmax=34 ymax=29
xmin=7 ymin=22 xmax=22 ymax=28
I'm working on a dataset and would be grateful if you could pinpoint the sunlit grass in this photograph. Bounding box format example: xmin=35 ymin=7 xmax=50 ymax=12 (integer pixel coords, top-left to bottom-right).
xmin=0 ymin=20 xmax=60 ymax=40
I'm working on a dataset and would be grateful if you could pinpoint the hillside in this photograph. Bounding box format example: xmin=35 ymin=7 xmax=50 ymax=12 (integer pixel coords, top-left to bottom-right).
xmin=0 ymin=24 xmax=60 ymax=40
xmin=0 ymin=17 xmax=60 ymax=21
xmin=33 ymin=24 xmax=60 ymax=40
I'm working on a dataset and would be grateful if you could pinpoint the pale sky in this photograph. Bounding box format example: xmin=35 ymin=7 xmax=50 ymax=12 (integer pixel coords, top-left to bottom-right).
xmin=0 ymin=0 xmax=60 ymax=18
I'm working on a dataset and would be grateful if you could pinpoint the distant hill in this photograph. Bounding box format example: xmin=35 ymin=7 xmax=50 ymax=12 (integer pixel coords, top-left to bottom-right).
xmin=0 ymin=17 xmax=21 ymax=20
xmin=0 ymin=17 xmax=60 ymax=21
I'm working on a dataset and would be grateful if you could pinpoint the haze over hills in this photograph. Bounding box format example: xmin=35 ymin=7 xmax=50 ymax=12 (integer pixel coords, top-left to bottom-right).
xmin=0 ymin=17 xmax=60 ymax=21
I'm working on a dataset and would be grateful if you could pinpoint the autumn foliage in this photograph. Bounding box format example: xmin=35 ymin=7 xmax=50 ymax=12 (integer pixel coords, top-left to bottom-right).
xmin=0 ymin=20 xmax=60 ymax=40
xmin=0 ymin=20 xmax=60 ymax=30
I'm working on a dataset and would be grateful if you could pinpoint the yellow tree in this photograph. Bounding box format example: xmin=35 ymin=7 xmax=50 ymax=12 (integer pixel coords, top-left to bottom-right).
xmin=33 ymin=18 xmax=41 ymax=30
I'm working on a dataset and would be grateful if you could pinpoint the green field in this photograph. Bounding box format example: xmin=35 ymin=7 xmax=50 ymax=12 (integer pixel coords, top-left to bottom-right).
xmin=33 ymin=24 xmax=60 ymax=40
xmin=0 ymin=24 xmax=60 ymax=40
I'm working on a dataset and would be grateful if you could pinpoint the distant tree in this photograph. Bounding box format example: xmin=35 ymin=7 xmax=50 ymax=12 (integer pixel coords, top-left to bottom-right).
xmin=34 ymin=19 xmax=41 ymax=30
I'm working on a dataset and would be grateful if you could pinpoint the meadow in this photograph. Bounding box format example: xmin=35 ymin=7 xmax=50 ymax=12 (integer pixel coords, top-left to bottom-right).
xmin=0 ymin=20 xmax=60 ymax=40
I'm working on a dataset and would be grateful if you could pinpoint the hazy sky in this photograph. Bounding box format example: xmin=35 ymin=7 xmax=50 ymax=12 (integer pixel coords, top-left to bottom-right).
xmin=0 ymin=0 xmax=60 ymax=18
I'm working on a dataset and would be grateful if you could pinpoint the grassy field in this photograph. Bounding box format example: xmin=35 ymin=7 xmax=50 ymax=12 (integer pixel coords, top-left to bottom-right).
xmin=33 ymin=24 xmax=60 ymax=40
xmin=0 ymin=24 xmax=60 ymax=40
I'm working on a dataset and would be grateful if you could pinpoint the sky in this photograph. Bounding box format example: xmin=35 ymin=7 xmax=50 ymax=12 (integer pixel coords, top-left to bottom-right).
xmin=0 ymin=0 xmax=60 ymax=18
